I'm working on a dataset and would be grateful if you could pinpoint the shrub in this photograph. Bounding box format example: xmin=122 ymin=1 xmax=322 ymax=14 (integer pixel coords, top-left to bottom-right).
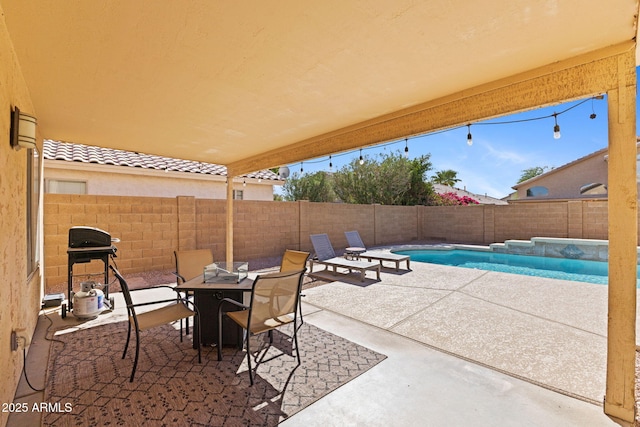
xmin=434 ymin=192 xmax=480 ymax=206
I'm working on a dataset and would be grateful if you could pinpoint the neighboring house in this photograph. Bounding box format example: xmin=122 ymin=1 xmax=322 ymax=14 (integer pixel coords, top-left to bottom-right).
xmin=43 ymin=140 xmax=283 ymax=200
xmin=510 ymin=141 xmax=640 ymax=202
xmin=432 ymin=183 xmax=508 ymax=205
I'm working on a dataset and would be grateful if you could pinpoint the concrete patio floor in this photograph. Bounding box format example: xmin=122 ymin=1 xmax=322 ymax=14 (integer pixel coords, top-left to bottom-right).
xmin=9 ymin=255 xmax=634 ymax=426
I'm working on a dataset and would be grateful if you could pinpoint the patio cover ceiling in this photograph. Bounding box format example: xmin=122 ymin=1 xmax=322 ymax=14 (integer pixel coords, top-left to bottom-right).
xmin=2 ymin=1 xmax=639 ymax=175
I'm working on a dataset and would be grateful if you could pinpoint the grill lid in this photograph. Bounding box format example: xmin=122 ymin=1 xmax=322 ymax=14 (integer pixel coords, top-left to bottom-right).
xmin=68 ymin=226 xmax=112 ymax=248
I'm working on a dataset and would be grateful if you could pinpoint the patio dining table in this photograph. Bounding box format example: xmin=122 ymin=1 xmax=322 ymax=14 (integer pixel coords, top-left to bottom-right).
xmin=177 ymin=273 xmax=255 ymax=349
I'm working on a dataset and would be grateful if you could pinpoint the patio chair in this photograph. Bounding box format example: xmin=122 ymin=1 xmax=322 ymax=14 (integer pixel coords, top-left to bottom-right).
xmin=280 ymin=249 xmax=310 ymax=273
xmin=173 ymin=249 xmax=213 ymax=334
xmin=174 ymin=248 xmax=214 ymax=284
xmin=344 ymin=230 xmax=411 ymax=271
xmin=109 ymin=265 xmax=201 ymax=382
xmin=217 ymin=269 xmax=306 ymax=385
xmin=309 ymin=233 xmax=380 ymax=282
xmin=279 ymin=249 xmax=310 ymax=325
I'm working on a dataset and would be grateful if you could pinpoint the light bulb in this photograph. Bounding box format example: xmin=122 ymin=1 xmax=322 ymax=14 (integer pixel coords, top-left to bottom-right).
xmin=359 ymin=149 xmax=364 ymax=165
xmin=404 ymin=139 xmax=409 ymax=157
xmin=552 ymin=114 xmax=561 ymax=139
xmin=466 ymin=125 xmax=473 ymax=146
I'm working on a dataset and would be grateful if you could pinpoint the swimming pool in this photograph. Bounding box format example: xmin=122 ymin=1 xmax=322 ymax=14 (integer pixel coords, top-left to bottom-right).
xmin=394 ymin=248 xmax=640 ymax=286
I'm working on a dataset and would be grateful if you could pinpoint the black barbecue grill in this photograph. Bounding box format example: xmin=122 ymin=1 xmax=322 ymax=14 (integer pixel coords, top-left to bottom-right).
xmin=65 ymin=226 xmax=118 ymax=318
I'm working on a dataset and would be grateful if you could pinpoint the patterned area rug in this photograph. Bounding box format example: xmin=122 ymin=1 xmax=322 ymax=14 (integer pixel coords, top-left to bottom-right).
xmin=43 ymin=321 xmax=385 ymax=426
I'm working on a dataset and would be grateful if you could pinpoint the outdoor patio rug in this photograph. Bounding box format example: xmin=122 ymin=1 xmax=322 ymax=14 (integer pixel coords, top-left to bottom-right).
xmin=43 ymin=321 xmax=386 ymax=426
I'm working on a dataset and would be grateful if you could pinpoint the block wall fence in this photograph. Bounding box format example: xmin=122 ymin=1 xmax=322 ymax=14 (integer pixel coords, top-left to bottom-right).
xmin=44 ymin=194 xmax=619 ymax=289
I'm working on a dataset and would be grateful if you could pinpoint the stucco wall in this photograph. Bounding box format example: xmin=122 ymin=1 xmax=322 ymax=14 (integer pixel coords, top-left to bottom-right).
xmin=514 ymin=147 xmax=640 ymax=202
xmin=516 ymin=151 xmax=609 ymax=200
xmin=45 ymin=162 xmax=276 ymax=201
xmin=0 ymin=13 xmax=42 ymax=427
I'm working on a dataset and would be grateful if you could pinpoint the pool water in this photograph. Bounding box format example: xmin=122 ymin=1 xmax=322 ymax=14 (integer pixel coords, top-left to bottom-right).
xmin=394 ymin=249 xmax=640 ymax=286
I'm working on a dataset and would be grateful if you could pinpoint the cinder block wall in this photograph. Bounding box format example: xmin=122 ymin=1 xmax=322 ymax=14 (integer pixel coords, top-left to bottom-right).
xmin=375 ymin=205 xmax=419 ymax=245
xmin=194 ymin=198 xmax=226 ymax=258
xmin=581 ymin=200 xmax=609 ymax=239
xmin=493 ymin=202 xmax=569 ymax=242
xmin=43 ymin=195 xmax=616 ymax=290
xmin=304 ymin=202 xmax=376 ymax=252
xmin=420 ymin=205 xmax=486 ymax=243
xmin=45 ymin=194 xmax=179 ymax=287
xmin=234 ymin=200 xmax=301 ymax=260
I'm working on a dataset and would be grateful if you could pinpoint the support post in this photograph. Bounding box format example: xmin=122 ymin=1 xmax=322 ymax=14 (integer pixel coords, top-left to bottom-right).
xmin=604 ymin=60 xmax=636 ymax=422
xmin=226 ymin=177 xmax=234 ymax=266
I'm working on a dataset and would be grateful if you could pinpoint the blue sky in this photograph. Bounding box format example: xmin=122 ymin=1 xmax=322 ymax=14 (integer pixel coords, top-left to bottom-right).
xmin=280 ymin=75 xmax=635 ymax=199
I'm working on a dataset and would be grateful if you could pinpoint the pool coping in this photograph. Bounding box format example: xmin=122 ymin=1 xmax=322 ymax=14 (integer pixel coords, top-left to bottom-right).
xmin=385 ymin=237 xmax=640 ymax=263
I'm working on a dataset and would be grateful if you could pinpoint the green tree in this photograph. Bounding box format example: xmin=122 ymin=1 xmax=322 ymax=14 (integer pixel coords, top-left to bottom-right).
xmin=281 ymin=171 xmax=336 ymax=202
xmin=432 ymin=169 xmax=461 ymax=187
xmin=398 ymin=155 xmax=437 ymax=205
xmin=517 ymin=166 xmax=548 ymax=184
xmin=333 ymin=151 xmax=435 ymax=205
xmin=332 ymin=154 xmax=383 ymax=204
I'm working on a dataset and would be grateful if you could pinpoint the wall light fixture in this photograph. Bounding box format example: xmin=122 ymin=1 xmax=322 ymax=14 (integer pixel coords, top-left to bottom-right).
xmin=10 ymin=106 xmax=37 ymax=150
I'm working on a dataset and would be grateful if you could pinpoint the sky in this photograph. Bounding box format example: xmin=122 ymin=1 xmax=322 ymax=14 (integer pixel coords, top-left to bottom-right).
xmin=279 ymin=73 xmax=638 ymax=200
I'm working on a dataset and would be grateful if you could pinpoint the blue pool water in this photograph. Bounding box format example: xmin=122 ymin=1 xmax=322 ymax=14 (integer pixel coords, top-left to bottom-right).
xmin=394 ymin=249 xmax=640 ymax=286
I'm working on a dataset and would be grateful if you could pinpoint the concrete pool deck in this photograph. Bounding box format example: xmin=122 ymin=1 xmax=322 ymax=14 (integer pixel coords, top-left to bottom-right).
xmin=302 ymin=253 xmax=632 ymax=406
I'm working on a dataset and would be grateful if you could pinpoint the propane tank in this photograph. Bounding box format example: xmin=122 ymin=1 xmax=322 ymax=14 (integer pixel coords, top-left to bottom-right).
xmin=73 ymin=281 xmax=104 ymax=319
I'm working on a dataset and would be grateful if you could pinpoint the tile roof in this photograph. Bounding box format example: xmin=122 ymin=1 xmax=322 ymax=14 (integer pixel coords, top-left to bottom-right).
xmin=43 ymin=140 xmax=279 ymax=181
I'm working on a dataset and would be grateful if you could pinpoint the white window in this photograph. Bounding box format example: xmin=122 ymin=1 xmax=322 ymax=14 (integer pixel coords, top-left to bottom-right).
xmin=46 ymin=179 xmax=87 ymax=194
xmin=233 ymin=190 xmax=244 ymax=200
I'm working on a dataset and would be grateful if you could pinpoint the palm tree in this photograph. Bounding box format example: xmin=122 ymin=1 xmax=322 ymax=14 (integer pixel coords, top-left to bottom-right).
xmin=432 ymin=169 xmax=461 ymax=187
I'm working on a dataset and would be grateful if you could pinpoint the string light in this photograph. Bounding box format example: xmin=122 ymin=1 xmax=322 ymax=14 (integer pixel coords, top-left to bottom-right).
xmin=404 ymin=138 xmax=409 ymax=157
xmin=243 ymin=178 xmax=246 ymax=187
xmin=329 ymin=155 xmax=333 ymax=171
xmin=553 ymin=113 xmax=561 ymax=139
xmin=292 ymin=96 xmax=600 ymax=172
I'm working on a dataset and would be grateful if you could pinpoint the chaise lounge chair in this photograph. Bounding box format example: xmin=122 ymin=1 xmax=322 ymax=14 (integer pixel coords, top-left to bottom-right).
xmin=309 ymin=233 xmax=380 ymax=282
xmin=345 ymin=230 xmax=410 ymax=271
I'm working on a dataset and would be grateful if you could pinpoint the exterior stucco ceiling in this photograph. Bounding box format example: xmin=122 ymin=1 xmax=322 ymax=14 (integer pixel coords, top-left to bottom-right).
xmin=2 ymin=1 xmax=639 ymax=173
